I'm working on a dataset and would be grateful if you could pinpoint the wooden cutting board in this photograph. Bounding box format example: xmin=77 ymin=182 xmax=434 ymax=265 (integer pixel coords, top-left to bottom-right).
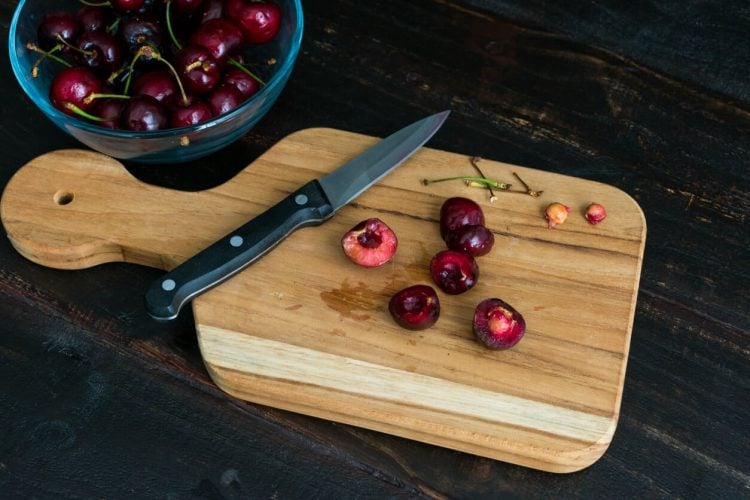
xmin=0 ymin=128 xmax=646 ymax=473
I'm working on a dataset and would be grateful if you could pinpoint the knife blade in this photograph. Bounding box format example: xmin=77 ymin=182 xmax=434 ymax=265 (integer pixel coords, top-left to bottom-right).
xmin=144 ymin=110 xmax=450 ymax=320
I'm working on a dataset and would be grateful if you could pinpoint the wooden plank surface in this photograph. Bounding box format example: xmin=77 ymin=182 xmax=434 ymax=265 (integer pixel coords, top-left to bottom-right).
xmin=1 ymin=128 xmax=645 ymax=472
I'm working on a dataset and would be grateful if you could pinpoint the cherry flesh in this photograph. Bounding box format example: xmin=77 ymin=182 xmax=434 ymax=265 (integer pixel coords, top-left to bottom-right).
xmin=445 ymin=224 xmax=495 ymax=257
xmin=439 ymin=197 xmax=485 ymax=240
xmin=226 ymin=0 xmax=282 ymax=44
xmin=389 ymin=285 xmax=440 ymax=331
xmin=341 ymin=218 xmax=398 ymax=267
xmin=473 ymin=298 xmax=526 ymax=350
xmin=430 ymin=250 xmax=479 ymax=295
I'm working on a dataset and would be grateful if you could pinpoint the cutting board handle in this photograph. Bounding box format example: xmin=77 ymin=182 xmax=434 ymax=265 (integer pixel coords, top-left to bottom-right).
xmin=1 ymin=149 xmax=266 ymax=271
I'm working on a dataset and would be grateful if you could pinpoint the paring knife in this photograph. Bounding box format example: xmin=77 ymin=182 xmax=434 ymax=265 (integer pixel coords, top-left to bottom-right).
xmin=145 ymin=111 xmax=450 ymax=320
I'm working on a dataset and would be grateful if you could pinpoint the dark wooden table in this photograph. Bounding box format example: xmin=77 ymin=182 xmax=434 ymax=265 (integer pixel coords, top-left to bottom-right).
xmin=1 ymin=0 xmax=748 ymax=497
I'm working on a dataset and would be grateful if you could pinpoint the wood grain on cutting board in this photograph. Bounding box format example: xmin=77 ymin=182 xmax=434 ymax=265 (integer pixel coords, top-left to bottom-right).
xmin=0 ymin=128 xmax=646 ymax=472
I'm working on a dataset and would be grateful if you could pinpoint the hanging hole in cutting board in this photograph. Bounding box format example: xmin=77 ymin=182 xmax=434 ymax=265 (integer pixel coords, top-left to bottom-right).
xmin=53 ymin=190 xmax=74 ymax=206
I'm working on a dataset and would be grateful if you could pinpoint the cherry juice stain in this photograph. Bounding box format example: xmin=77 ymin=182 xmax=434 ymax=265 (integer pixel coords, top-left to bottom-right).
xmin=319 ymin=278 xmax=389 ymax=321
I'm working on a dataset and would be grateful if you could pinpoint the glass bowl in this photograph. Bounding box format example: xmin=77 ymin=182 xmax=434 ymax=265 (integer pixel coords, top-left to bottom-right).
xmin=8 ymin=0 xmax=303 ymax=164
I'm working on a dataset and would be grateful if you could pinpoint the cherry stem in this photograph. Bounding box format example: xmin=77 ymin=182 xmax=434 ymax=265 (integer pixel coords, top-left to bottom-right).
xmin=422 ymin=176 xmax=511 ymax=190
xmin=228 ymin=58 xmax=266 ymax=86
xmin=27 ymin=43 xmax=72 ymax=77
xmin=78 ymin=0 xmax=111 ymax=6
xmin=469 ymin=156 xmax=496 ymax=202
xmin=64 ymin=102 xmax=107 ymax=121
xmin=158 ymin=56 xmax=190 ymax=106
xmin=126 ymin=45 xmax=189 ymax=106
xmin=56 ymin=33 xmax=96 ymax=57
xmin=511 ymin=172 xmax=544 ymax=197
xmin=106 ymin=17 xmax=121 ymax=36
xmin=83 ymin=92 xmax=130 ymax=105
xmin=165 ymin=1 xmax=183 ymax=50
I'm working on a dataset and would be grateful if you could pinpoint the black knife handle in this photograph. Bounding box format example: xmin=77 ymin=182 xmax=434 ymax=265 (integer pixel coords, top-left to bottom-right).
xmin=144 ymin=180 xmax=335 ymax=321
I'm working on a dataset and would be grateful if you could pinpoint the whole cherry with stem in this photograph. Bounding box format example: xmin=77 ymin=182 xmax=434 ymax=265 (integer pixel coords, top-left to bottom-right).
xmin=123 ymin=45 xmax=190 ymax=106
xmin=164 ymin=3 xmax=265 ymax=86
xmin=49 ymin=66 xmax=130 ymax=120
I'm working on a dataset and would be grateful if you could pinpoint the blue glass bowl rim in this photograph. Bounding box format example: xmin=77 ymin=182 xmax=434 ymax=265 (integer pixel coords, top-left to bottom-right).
xmin=8 ymin=0 xmax=304 ymax=140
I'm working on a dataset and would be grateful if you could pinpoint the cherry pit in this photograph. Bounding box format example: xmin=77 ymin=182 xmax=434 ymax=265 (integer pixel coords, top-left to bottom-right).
xmin=29 ymin=0 xmax=282 ymax=131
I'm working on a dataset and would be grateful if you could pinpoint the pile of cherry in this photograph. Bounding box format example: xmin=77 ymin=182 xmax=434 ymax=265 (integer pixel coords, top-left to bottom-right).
xmin=30 ymin=0 xmax=282 ymax=131
xmin=341 ymin=197 xmax=526 ymax=351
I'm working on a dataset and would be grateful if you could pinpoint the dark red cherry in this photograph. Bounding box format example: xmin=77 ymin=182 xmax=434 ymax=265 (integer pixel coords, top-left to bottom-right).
xmin=132 ymin=70 xmax=177 ymax=102
xmin=389 ymin=285 xmax=440 ymax=331
xmin=76 ymin=31 xmax=123 ymax=73
xmin=37 ymin=12 xmax=81 ymax=51
xmin=176 ymin=45 xmax=220 ymax=94
xmin=200 ymin=0 xmax=224 ymax=23
xmin=445 ymin=224 xmax=495 ymax=257
xmin=96 ymin=98 xmax=126 ymax=129
xmin=111 ymin=0 xmax=146 ymax=13
xmin=121 ymin=95 xmax=168 ymax=130
xmin=76 ymin=6 xmax=112 ymax=32
xmin=207 ymin=84 xmax=245 ymax=116
xmin=473 ymin=298 xmax=526 ymax=350
xmin=49 ymin=66 xmax=104 ymax=116
xmin=189 ymin=18 xmax=243 ymax=65
xmin=439 ymin=197 xmax=485 ymax=240
xmin=225 ymin=0 xmax=282 ymax=44
xmin=429 ymin=250 xmax=479 ymax=295
xmin=222 ymin=67 xmax=260 ymax=98
xmin=171 ymin=0 xmax=204 ymax=13
xmin=169 ymin=99 xmax=213 ymax=127
xmin=119 ymin=14 xmax=165 ymax=57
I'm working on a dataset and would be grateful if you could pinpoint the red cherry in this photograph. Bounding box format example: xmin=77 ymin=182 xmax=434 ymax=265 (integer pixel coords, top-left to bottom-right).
xmin=473 ymin=298 xmax=526 ymax=350
xmin=75 ymin=30 xmax=123 ymax=73
xmin=37 ymin=11 xmax=80 ymax=51
xmin=444 ymin=224 xmax=495 ymax=257
xmin=49 ymin=66 xmax=104 ymax=116
xmin=222 ymin=67 xmax=261 ymax=98
xmin=132 ymin=70 xmax=178 ymax=102
xmin=96 ymin=99 xmax=126 ymax=129
xmin=439 ymin=197 xmax=485 ymax=240
xmin=110 ymin=0 xmax=146 ymax=13
xmin=200 ymin=0 xmax=224 ymax=23
xmin=340 ymin=218 xmax=398 ymax=267
xmin=169 ymin=101 xmax=213 ymax=127
xmin=171 ymin=0 xmax=204 ymax=13
xmin=389 ymin=285 xmax=440 ymax=331
xmin=429 ymin=250 xmax=479 ymax=295
xmin=121 ymin=95 xmax=168 ymax=131
xmin=207 ymin=83 xmax=245 ymax=116
xmin=76 ymin=6 xmax=112 ymax=32
xmin=225 ymin=0 xmax=282 ymax=44
xmin=176 ymin=45 xmax=221 ymax=94
xmin=189 ymin=18 xmax=244 ymax=65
